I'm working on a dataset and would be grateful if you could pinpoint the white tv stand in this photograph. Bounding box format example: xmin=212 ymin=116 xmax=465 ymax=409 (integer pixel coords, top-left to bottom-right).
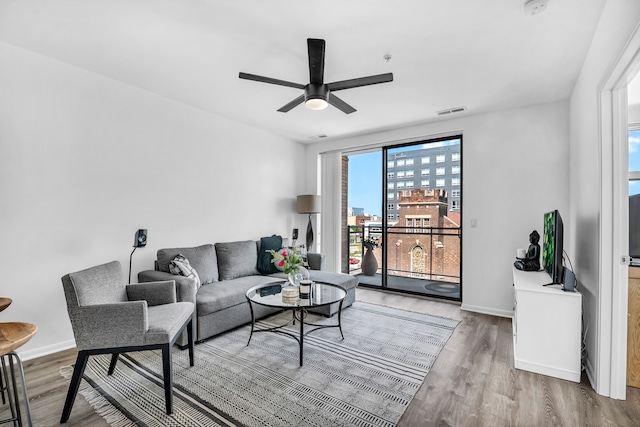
xmin=512 ymin=267 xmax=582 ymax=382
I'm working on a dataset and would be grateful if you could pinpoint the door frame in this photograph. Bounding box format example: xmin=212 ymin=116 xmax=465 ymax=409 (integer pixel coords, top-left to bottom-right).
xmin=600 ymin=25 xmax=640 ymax=400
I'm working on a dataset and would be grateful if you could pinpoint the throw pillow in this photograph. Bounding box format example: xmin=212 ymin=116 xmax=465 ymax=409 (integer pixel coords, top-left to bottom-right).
xmin=215 ymin=240 xmax=259 ymax=280
xmin=257 ymin=235 xmax=283 ymax=275
xmin=169 ymin=254 xmax=201 ymax=287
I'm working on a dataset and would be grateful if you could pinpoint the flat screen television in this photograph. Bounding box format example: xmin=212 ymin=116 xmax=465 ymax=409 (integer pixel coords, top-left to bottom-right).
xmin=542 ymin=210 xmax=564 ymax=285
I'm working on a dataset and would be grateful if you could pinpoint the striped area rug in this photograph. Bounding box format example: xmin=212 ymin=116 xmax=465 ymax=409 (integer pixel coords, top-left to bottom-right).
xmin=64 ymin=302 xmax=458 ymax=427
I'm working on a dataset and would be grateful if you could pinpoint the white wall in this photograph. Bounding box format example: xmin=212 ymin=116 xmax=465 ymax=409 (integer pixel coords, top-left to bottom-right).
xmin=569 ymin=0 xmax=640 ymax=397
xmin=0 ymin=42 xmax=306 ymax=358
xmin=630 ymin=103 xmax=640 ymax=124
xmin=306 ymin=101 xmax=570 ymax=317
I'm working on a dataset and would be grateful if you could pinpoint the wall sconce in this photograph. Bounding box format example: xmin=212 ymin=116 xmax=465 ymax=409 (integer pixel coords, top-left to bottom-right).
xmin=128 ymin=229 xmax=147 ymax=284
xmin=296 ymin=195 xmax=321 ymax=251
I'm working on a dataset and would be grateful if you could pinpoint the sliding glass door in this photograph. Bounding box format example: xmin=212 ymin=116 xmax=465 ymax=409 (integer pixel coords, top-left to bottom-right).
xmin=383 ymin=137 xmax=462 ymax=300
xmin=345 ymin=136 xmax=462 ymax=301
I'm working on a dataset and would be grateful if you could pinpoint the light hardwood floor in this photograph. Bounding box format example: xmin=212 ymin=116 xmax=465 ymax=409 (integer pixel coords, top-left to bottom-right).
xmin=2 ymin=288 xmax=640 ymax=426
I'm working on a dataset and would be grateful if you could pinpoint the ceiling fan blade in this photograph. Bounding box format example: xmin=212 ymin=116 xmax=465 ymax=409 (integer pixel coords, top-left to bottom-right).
xmin=277 ymin=94 xmax=305 ymax=112
xmin=239 ymin=72 xmax=305 ymax=89
xmin=307 ymin=38 xmax=325 ymax=85
xmin=328 ymin=93 xmax=356 ymax=114
xmin=327 ymin=73 xmax=393 ymax=92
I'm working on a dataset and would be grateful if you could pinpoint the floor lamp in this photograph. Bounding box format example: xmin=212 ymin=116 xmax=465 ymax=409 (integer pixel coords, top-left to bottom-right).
xmin=297 ymin=195 xmax=321 ymax=252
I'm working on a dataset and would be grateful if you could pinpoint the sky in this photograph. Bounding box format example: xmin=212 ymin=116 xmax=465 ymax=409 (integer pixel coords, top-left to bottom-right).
xmin=348 ymin=151 xmax=382 ymax=216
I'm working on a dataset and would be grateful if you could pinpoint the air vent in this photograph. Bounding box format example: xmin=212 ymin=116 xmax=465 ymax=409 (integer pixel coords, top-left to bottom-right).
xmin=436 ymin=106 xmax=467 ymax=116
xmin=311 ymin=134 xmax=329 ymax=140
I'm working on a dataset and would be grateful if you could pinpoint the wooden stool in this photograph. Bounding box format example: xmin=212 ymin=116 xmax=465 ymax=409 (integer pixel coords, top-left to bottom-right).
xmin=0 ymin=299 xmax=11 ymax=313
xmin=0 ymin=298 xmax=11 ymax=406
xmin=0 ymin=322 xmax=37 ymax=427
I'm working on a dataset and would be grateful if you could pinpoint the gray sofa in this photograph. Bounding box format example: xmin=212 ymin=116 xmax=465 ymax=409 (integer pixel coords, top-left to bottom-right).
xmin=138 ymin=240 xmax=358 ymax=347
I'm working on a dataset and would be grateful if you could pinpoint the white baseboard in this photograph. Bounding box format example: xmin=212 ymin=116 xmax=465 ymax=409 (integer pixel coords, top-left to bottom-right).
xmin=514 ymin=357 xmax=581 ymax=383
xmin=461 ymin=303 xmax=514 ymax=319
xmin=17 ymin=340 xmax=76 ymax=361
xmin=585 ymin=357 xmax=599 ymax=395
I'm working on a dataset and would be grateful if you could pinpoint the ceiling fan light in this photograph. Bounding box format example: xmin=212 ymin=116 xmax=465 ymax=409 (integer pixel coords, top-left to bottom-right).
xmin=305 ymin=98 xmax=328 ymax=110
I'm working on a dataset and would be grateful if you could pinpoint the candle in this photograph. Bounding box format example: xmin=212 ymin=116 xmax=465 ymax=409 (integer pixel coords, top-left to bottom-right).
xmin=299 ymin=279 xmax=312 ymax=299
xmin=281 ymin=286 xmax=299 ymax=302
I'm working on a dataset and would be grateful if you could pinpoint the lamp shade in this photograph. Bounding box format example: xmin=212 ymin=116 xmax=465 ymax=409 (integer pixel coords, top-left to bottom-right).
xmin=297 ymin=195 xmax=321 ymax=214
xmin=305 ymin=98 xmax=328 ymax=110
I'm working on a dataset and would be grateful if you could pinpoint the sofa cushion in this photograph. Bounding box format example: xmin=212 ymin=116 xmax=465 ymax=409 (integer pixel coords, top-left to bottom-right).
xmin=257 ymin=235 xmax=282 ymax=275
xmin=157 ymin=244 xmax=218 ymax=284
xmin=215 ymin=240 xmax=259 ymax=280
xmin=306 ymin=270 xmax=359 ymax=293
xmin=196 ymin=276 xmax=283 ymax=315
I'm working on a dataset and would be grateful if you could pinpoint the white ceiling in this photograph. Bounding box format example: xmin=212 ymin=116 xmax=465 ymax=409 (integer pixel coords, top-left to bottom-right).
xmin=0 ymin=0 xmax=607 ymax=143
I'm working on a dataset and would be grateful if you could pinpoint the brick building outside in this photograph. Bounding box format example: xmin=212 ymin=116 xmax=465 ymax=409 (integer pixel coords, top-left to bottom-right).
xmin=375 ymin=188 xmax=461 ymax=282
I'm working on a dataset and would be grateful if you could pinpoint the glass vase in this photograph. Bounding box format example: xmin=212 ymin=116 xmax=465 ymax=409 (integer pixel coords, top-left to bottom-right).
xmin=287 ymin=267 xmax=310 ymax=286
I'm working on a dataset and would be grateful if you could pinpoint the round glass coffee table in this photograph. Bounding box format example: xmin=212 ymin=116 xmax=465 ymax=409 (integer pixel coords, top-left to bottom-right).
xmin=246 ymin=282 xmax=346 ymax=366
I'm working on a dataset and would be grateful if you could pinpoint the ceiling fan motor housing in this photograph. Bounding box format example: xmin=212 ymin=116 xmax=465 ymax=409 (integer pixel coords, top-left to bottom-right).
xmin=305 ymin=84 xmax=329 ymax=110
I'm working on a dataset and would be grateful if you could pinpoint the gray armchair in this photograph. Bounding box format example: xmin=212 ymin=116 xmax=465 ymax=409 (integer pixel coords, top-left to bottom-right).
xmin=60 ymin=261 xmax=195 ymax=423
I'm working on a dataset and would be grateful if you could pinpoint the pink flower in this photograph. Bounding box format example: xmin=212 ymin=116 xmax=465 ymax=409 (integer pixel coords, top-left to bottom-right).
xmin=281 ymin=251 xmax=288 ymax=257
xmin=278 ymin=260 xmax=285 ymax=267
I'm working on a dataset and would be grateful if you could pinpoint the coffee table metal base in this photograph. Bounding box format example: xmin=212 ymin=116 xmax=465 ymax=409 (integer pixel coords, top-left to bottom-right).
xmin=246 ymin=301 xmax=344 ymax=366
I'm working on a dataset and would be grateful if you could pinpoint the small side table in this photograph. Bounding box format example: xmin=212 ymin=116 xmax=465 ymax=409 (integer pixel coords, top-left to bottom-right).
xmin=0 ymin=322 xmax=37 ymax=427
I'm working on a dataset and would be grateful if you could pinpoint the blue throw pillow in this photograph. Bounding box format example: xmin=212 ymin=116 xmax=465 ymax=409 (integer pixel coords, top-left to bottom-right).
xmin=258 ymin=235 xmax=283 ymax=275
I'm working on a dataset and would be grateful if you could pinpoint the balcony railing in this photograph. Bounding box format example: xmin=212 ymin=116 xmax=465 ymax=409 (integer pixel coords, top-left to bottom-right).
xmin=348 ymin=224 xmax=461 ymax=283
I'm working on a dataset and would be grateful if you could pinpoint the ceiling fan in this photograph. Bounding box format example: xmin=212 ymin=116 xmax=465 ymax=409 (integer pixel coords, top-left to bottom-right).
xmin=239 ymin=38 xmax=393 ymax=114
